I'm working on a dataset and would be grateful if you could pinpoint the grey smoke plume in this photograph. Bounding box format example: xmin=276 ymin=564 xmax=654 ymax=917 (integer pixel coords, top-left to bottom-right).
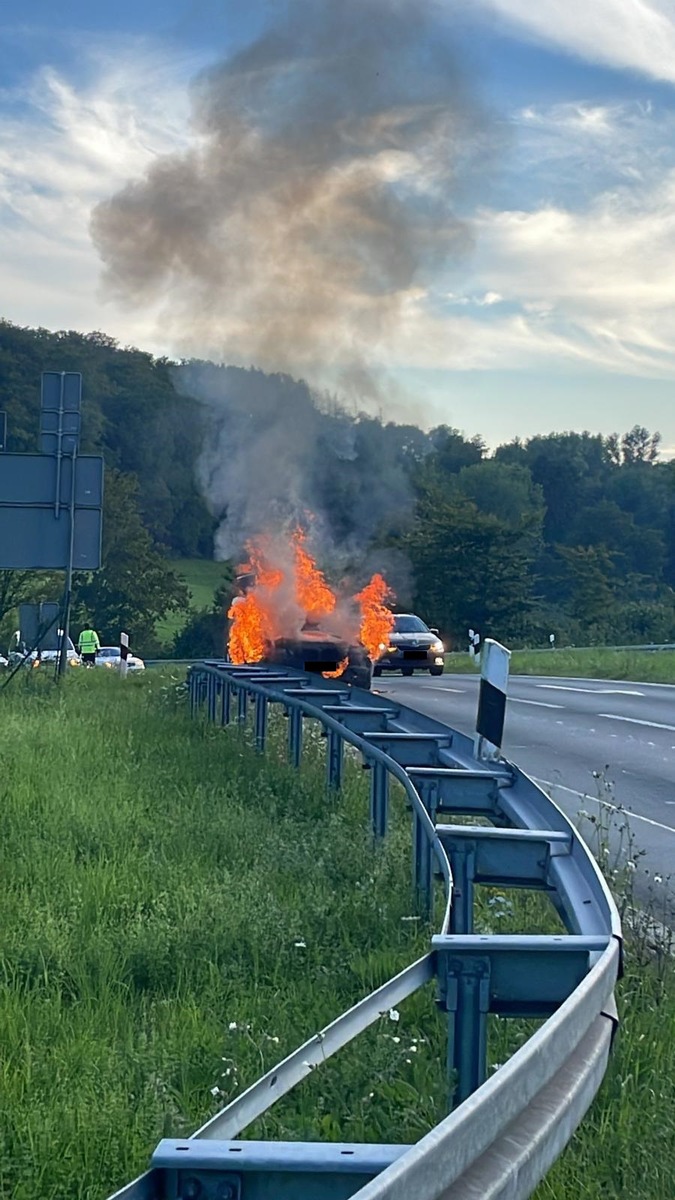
xmin=92 ymin=0 xmax=487 ymax=381
xmin=178 ymin=359 xmax=419 ymax=596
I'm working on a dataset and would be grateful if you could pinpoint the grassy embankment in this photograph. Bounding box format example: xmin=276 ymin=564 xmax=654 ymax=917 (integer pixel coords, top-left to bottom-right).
xmin=0 ymin=669 xmax=673 ymax=1198
xmin=445 ymin=647 xmax=675 ymax=684
xmin=155 ymin=558 xmax=231 ymax=647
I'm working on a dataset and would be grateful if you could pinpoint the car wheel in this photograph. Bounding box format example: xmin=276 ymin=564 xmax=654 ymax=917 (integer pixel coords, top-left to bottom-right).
xmin=429 ymin=665 xmax=444 ymax=676
xmin=401 ymin=664 xmax=414 ymax=676
xmin=373 ymin=665 xmax=382 ymax=677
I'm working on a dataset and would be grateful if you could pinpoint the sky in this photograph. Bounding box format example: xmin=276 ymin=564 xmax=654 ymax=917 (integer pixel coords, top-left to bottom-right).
xmin=2 ymin=1 xmax=675 ymax=455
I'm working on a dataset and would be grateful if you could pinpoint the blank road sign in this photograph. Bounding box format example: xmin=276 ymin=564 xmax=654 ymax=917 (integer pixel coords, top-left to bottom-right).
xmin=0 ymin=506 xmax=102 ymax=570
xmin=0 ymin=455 xmax=103 ymax=507
xmin=41 ymin=371 xmax=82 ymax=411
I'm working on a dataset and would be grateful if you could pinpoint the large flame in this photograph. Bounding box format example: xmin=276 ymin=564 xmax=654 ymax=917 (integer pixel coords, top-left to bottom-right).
xmin=227 ymin=530 xmax=395 ymax=668
xmin=354 ymin=572 xmax=395 ymax=659
xmin=293 ymin=528 xmax=336 ymax=620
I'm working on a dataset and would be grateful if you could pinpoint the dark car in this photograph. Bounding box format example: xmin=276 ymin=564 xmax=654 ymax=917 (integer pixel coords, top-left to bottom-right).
xmin=266 ymin=626 xmax=372 ymax=690
xmin=373 ymin=613 xmax=445 ymax=677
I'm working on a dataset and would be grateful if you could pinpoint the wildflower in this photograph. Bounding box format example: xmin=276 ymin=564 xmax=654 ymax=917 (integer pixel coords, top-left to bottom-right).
xmin=408 ymin=1045 xmax=418 ymax=1053
xmin=654 ymin=874 xmax=663 ymax=885
xmin=294 ymin=940 xmax=307 ymax=949
xmin=228 ymin=1021 xmax=238 ymax=1031
xmin=391 ymin=1036 xmax=401 ymax=1044
xmin=626 ymin=860 xmax=637 ymax=872
xmin=388 ymin=1008 xmax=400 ymax=1022
xmin=210 ymin=1086 xmax=220 ymax=1097
xmin=401 ymin=915 xmax=419 ymax=922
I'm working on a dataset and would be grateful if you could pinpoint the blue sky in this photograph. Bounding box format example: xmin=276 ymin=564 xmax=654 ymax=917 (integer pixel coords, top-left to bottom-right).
xmin=2 ymin=1 xmax=675 ymax=454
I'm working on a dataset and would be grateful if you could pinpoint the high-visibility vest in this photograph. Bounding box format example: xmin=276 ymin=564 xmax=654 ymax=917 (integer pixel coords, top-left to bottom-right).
xmin=78 ymin=630 xmax=99 ymax=654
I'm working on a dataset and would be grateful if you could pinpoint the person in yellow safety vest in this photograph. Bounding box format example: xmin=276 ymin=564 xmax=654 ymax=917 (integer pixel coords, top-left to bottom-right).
xmin=78 ymin=626 xmax=101 ymax=667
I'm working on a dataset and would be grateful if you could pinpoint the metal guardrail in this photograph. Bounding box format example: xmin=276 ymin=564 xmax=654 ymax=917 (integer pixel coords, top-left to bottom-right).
xmin=107 ymin=661 xmax=621 ymax=1200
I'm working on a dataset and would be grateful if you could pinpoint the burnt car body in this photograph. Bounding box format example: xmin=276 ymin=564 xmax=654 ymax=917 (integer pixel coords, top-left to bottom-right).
xmin=374 ymin=613 xmax=445 ymax=677
xmin=266 ymin=626 xmax=372 ymax=690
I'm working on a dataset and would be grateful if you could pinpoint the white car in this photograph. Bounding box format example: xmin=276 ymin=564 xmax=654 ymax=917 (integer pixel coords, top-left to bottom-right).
xmin=95 ymin=646 xmax=145 ymax=671
xmin=8 ymin=632 xmax=80 ymax=668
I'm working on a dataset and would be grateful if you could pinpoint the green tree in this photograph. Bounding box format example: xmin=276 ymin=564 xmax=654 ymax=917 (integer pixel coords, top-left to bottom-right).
xmin=73 ymin=470 xmax=190 ymax=651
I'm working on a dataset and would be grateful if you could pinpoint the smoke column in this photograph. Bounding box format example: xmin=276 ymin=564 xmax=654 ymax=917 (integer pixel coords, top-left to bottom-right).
xmin=92 ymin=0 xmax=491 ymax=569
xmin=92 ymin=0 xmax=487 ymax=381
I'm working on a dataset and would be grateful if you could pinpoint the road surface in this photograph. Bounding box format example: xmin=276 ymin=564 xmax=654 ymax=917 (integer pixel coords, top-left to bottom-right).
xmin=375 ymin=673 xmax=675 ymax=894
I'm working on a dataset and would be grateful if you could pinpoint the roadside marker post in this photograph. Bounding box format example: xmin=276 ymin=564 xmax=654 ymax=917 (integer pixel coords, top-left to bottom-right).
xmin=120 ymin=632 xmax=129 ymax=678
xmin=474 ymin=637 xmax=511 ymax=761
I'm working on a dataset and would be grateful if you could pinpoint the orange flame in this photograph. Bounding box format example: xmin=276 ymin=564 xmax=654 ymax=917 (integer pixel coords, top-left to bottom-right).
xmin=227 ymin=533 xmax=395 ymax=669
xmin=293 ymin=528 xmax=336 ymax=619
xmin=354 ymin=573 xmax=396 ymax=659
xmin=322 ymin=656 xmax=348 ymax=679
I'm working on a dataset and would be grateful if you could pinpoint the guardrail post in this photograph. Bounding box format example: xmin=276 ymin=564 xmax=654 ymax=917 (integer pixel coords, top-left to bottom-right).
xmin=189 ymin=669 xmax=198 ymax=717
xmin=237 ymin=685 xmax=248 ymax=725
xmin=446 ymin=842 xmax=475 ymax=935
xmin=370 ymin=761 xmax=389 ymax=839
xmin=438 ymin=952 xmax=491 ymax=1105
xmin=288 ymin=707 xmax=303 ymax=767
xmin=413 ymin=780 xmax=437 ymax=918
xmin=327 ymin=729 xmax=343 ymax=790
xmin=221 ymin=677 xmax=231 ymax=726
xmin=207 ymin=673 xmax=218 ymax=723
xmin=255 ymin=693 xmax=268 ymax=752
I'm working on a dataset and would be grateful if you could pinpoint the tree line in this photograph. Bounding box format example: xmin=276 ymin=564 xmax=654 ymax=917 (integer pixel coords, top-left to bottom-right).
xmin=1 ymin=318 xmax=674 ymax=654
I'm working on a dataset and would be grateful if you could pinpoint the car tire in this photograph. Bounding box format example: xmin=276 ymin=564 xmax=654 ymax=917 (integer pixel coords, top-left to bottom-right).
xmin=429 ymin=665 xmax=444 ymax=676
xmin=401 ymin=664 xmax=414 ymax=676
xmin=373 ymin=665 xmax=382 ymax=677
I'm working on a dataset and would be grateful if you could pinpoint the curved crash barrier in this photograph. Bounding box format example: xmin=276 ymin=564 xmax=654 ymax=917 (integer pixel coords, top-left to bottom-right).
xmin=108 ymin=661 xmax=621 ymax=1200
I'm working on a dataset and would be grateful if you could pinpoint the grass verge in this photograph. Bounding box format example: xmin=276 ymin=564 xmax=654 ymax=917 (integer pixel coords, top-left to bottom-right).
xmin=1 ymin=669 xmax=674 ymax=1198
xmin=444 ymin=646 xmax=675 ymax=684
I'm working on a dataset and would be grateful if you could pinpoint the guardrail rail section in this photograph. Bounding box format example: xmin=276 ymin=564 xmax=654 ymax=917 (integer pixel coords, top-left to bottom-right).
xmin=109 ymin=661 xmax=622 ymax=1200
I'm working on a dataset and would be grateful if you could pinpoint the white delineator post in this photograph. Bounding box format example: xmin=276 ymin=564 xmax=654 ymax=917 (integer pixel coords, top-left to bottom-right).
xmin=474 ymin=638 xmax=511 ymax=761
xmin=120 ymin=631 xmax=129 ymax=677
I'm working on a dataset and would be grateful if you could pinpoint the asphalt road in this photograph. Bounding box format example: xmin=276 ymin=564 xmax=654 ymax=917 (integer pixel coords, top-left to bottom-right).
xmin=375 ymin=672 xmax=675 ymax=889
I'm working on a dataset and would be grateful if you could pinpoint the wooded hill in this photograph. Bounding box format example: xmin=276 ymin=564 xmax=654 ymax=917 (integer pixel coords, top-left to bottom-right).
xmin=1 ymin=318 xmax=674 ymax=654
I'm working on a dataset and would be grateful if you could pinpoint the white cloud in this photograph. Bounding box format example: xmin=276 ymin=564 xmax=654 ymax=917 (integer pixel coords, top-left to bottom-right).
xmin=0 ymin=39 xmax=194 ymax=344
xmin=466 ymin=0 xmax=675 ymax=85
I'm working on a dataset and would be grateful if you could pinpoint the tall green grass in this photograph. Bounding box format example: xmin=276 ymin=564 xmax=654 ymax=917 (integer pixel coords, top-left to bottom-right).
xmin=1 ymin=669 xmax=674 ymax=1198
xmin=445 ymin=647 xmax=675 ymax=684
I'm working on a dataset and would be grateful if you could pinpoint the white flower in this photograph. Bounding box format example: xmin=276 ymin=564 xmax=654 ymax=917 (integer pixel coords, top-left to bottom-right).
xmin=408 ymin=1045 xmax=418 ymax=1052
xmin=654 ymin=874 xmax=663 ymax=884
xmin=391 ymin=1035 xmax=401 ymax=1044
xmin=294 ymin=940 xmax=307 ymax=949
xmin=401 ymin=915 xmax=419 ymax=922
xmin=228 ymin=1021 xmax=238 ymax=1031
xmin=626 ymin=860 xmax=637 ymax=872
xmin=388 ymin=1008 xmax=400 ymax=1022
xmin=210 ymin=1086 xmax=220 ymax=1096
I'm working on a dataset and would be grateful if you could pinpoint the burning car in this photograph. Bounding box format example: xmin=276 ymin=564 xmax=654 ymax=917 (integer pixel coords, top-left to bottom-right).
xmin=266 ymin=622 xmax=372 ymax=689
xmin=226 ymin=531 xmax=392 ymax=690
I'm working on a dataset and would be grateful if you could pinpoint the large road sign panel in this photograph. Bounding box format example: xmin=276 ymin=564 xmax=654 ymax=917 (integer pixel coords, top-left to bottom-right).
xmin=0 ymin=455 xmax=103 ymax=507
xmin=0 ymin=506 xmax=102 ymax=570
xmin=41 ymin=371 xmax=82 ymax=411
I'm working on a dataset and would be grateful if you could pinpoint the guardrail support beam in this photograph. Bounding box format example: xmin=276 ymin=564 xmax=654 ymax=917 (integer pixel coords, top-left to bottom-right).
xmin=288 ymin=706 xmax=303 ymax=768
xmin=255 ymin=694 xmax=268 ymax=752
xmin=327 ymin=729 xmax=343 ymax=790
xmin=370 ymin=761 xmax=389 ymax=839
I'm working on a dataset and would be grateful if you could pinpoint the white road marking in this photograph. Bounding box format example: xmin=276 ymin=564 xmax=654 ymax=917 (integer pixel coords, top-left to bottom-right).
xmin=423 ymin=686 xmax=466 ymax=693
xmin=534 ymin=778 xmax=675 ymax=835
xmin=509 ymin=697 xmax=565 ymax=710
xmin=536 ymin=684 xmax=644 ymax=696
xmin=597 ymin=713 xmax=675 ymax=733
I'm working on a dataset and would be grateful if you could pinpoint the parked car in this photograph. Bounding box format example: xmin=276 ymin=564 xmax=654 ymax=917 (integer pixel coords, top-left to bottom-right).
xmin=7 ymin=631 xmax=80 ymax=668
xmin=266 ymin=624 xmax=372 ymax=690
xmin=95 ymin=646 xmax=145 ymax=671
xmin=373 ymin=613 xmax=445 ymax=677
